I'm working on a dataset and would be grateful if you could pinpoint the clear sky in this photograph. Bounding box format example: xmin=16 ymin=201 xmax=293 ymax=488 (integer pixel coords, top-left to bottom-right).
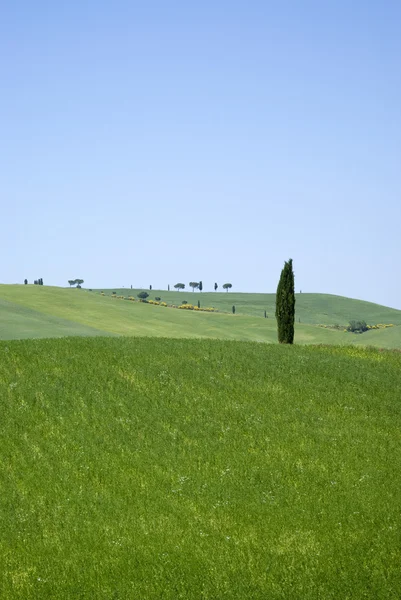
xmin=1 ymin=1 xmax=400 ymax=307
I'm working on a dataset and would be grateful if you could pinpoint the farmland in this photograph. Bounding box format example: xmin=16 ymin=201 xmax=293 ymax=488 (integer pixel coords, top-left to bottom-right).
xmin=1 ymin=337 xmax=400 ymax=598
xmin=1 ymin=285 xmax=401 ymax=348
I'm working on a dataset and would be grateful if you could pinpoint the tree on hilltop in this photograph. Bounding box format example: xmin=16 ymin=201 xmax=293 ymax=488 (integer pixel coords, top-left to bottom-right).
xmin=222 ymin=283 xmax=232 ymax=292
xmin=275 ymin=258 xmax=295 ymax=344
xmin=189 ymin=282 xmax=199 ymax=292
xmin=68 ymin=279 xmax=83 ymax=288
xmin=214 ymin=282 xmax=218 ymax=291
xmin=137 ymin=291 xmax=149 ymax=300
xmin=199 ymin=281 xmax=203 ymax=292
xmin=174 ymin=283 xmax=185 ymax=291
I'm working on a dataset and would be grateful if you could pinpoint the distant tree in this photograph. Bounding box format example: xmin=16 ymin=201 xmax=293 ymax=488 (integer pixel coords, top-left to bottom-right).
xmin=275 ymin=258 xmax=295 ymax=344
xmin=199 ymin=281 xmax=203 ymax=292
xmin=137 ymin=291 xmax=149 ymax=300
xmin=34 ymin=280 xmax=38 ymax=285
xmin=75 ymin=279 xmax=84 ymax=288
xmin=150 ymin=285 xmax=152 ymax=290
xmin=39 ymin=278 xmax=43 ymax=286
xmin=197 ymin=300 xmax=200 ymax=309
xmin=264 ymin=310 xmax=267 ymax=318
xmin=232 ymin=305 xmax=236 ymax=314
xmin=222 ymin=283 xmax=232 ymax=292
xmin=68 ymin=280 xmax=75 ymax=287
xmin=181 ymin=300 xmax=188 ymax=305
xmin=24 ymin=279 xmax=28 ymax=285
xmin=155 ymin=297 xmax=161 ymax=302
xmin=174 ymin=283 xmax=185 ymax=291
xmin=168 ymin=284 xmax=170 ymax=291
xmin=189 ymin=282 xmax=199 ymax=292
xmin=214 ymin=282 xmax=218 ymax=291
xmin=347 ymin=320 xmax=368 ymax=333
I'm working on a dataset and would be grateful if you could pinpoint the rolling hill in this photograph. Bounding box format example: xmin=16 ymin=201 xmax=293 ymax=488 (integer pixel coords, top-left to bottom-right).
xmin=100 ymin=287 xmax=401 ymax=325
xmin=1 ymin=284 xmax=400 ymax=347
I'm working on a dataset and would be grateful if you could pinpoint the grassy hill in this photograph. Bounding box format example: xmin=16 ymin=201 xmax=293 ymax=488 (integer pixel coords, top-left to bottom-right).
xmin=1 ymin=284 xmax=401 ymax=347
xmin=0 ymin=297 xmax=112 ymax=340
xmin=100 ymin=287 xmax=401 ymax=325
xmin=1 ymin=337 xmax=400 ymax=598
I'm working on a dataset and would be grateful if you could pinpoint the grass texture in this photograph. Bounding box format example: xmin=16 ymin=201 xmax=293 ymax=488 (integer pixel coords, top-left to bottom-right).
xmin=1 ymin=337 xmax=400 ymax=598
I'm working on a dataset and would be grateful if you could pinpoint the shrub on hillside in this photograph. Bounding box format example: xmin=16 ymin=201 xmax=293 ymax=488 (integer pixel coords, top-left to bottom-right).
xmin=347 ymin=320 xmax=368 ymax=333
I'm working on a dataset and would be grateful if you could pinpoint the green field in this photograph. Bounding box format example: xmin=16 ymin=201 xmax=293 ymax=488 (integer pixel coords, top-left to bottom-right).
xmin=1 ymin=337 xmax=400 ymax=598
xmin=97 ymin=287 xmax=401 ymax=325
xmin=1 ymin=285 xmax=401 ymax=348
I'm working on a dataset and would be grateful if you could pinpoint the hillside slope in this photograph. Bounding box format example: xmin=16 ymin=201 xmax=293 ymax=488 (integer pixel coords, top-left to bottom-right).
xmin=1 ymin=285 xmax=400 ymax=347
xmin=0 ymin=297 xmax=112 ymax=340
xmin=100 ymin=288 xmax=401 ymax=325
xmin=1 ymin=337 xmax=400 ymax=598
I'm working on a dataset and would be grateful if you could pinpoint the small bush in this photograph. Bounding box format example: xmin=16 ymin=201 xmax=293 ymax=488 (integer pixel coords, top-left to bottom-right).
xmin=347 ymin=320 xmax=368 ymax=333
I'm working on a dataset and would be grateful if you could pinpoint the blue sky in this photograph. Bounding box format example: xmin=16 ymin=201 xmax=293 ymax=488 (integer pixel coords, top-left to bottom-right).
xmin=1 ymin=1 xmax=400 ymax=307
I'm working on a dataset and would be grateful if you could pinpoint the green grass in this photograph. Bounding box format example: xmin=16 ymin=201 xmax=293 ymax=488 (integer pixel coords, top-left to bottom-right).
xmin=1 ymin=284 xmax=401 ymax=348
xmin=1 ymin=337 xmax=400 ymax=598
xmin=101 ymin=287 xmax=401 ymax=325
xmin=0 ymin=297 xmax=112 ymax=340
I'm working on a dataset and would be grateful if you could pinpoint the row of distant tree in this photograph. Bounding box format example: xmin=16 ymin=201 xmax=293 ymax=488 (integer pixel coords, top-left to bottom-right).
xmin=170 ymin=282 xmax=232 ymax=292
xmin=24 ymin=278 xmax=43 ymax=285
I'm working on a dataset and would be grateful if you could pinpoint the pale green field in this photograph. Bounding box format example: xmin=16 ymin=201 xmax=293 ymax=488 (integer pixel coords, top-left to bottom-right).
xmin=103 ymin=287 xmax=401 ymax=325
xmin=1 ymin=284 xmax=400 ymax=347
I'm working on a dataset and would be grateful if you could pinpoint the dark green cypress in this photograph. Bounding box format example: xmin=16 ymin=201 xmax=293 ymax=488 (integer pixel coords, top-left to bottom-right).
xmin=275 ymin=258 xmax=295 ymax=344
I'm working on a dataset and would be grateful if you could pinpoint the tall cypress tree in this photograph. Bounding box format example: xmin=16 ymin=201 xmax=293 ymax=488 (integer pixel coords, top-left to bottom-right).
xmin=275 ymin=258 xmax=295 ymax=344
